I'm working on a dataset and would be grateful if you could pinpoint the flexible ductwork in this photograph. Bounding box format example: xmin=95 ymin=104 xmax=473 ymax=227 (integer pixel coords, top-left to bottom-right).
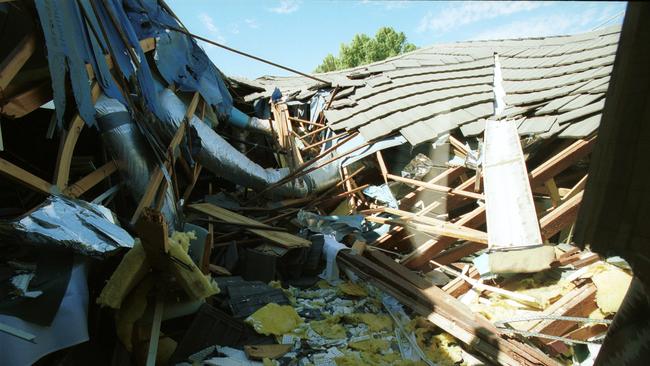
xmin=94 ymin=95 xmax=178 ymax=228
xmin=227 ymin=106 xmax=276 ymax=135
xmin=156 ymin=89 xmax=342 ymax=198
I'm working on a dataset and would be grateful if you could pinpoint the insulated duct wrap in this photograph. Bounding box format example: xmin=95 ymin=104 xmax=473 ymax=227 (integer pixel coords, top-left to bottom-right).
xmin=0 ymin=196 xmax=134 ymax=257
xmin=94 ymin=95 xmax=177 ymax=227
xmin=247 ymin=116 xmax=275 ymax=135
xmin=157 ymin=89 xmax=340 ymax=198
xmin=155 ymin=89 xmax=341 ymax=197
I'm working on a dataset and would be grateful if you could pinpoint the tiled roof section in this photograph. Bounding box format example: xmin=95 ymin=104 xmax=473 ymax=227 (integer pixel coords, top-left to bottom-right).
xmin=251 ymin=26 xmax=620 ymax=145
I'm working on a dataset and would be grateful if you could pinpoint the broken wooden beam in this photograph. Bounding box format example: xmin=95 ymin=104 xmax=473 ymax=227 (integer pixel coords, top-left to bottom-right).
xmin=540 ymin=191 xmax=583 ymax=240
xmin=387 ymin=173 xmax=485 ymax=200
xmin=339 ymin=251 xmax=559 ymax=366
xmin=63 ymin=160 xmax=118 ymax=198
xmin=53 ymin=82 xmax=101 ymax=189
xmin=0 ymin=156 xmax=53 ymax=195
xmin=188 ymin=202 xmax=311 ymax=248
xmin=0 ymin=32 xmax=37 ymax=91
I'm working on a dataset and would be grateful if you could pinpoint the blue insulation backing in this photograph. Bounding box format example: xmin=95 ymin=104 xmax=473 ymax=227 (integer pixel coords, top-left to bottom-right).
xmin=34 ymin=0 xmax=234 ymax=128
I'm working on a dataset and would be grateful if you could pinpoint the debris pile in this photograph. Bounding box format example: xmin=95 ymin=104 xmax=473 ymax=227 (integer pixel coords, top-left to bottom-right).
xmin=0 ymin=1 xmax=637 ymax=365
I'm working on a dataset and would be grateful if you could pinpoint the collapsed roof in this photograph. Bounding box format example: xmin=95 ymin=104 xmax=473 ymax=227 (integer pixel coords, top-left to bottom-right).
xmin=244 ymin=26 xmax=619 ymax=146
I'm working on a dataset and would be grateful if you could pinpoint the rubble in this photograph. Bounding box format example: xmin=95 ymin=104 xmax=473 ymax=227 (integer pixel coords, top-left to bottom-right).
xmin=0 ymin=0 xmax=644 ymax=365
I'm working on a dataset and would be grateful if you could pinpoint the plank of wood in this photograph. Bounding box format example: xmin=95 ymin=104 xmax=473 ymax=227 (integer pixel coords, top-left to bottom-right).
xmin=545 ymin=178 xmax=562 ymax=208
xmin=561 ymin=174 xmax=587 ymax=202
xmin=0 ymin=32 xmax=37 ymax=90
xmin=53 ymin=83 xmax=101 ymax=189
xmin=378 ymin=207 xmax=489 ymax=244
xmin=145 ymin=296 xmax=164 ymax=366
xmin=376 ymin=151 xmax=388 ymax=184
xmin=189 ymin=203 xmax=311 ymax=248
xmin=366 ymin=248 xmax=432 ymax=289
xmin=399 ymin=166 xmax=467 ymax=209
xmin=181 ymin=164 xmax=202 ymax=203
xmin=0 ymin=157 xmax=53 ymax=194
xmin=529 ymin=137 xmax=596 ymax=184
xmin=540 ymin=191 xmax=583 ymax=240
xmin=387 ymin=173 xmax=484 ymax=200
xmin=63 ymin=160 xmax=118 ymax=198
xmin=1 ymin=80 xmax=52 ymax=119
xmin=130 ymin=166 xmax=164 ymax=225
xmin=443 ymin=265 xmax=480 ymax=297
xmin=449 ymin=135 xmax=469 ymax=156
xmin=338 ymin=252 xmax=559 ymax=366
xmin=528 ymin=285 xmax=597 ymax=342
xmin=365 ymin=215 xmax=488 ymax=244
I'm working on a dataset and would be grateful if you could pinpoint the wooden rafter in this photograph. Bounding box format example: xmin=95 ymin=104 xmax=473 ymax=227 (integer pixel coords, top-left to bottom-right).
xmin=0 ymin=32 xmax=37 ymax=91
xmin=402 ymin=137 xmax=597 ymax=269
xmin=0 ymin=157 xmax=52 ymax=195
xmin=52 ymin=83 xmax=101 ymax=189
xmin=63 ymin=160 xmax=118 ymax=198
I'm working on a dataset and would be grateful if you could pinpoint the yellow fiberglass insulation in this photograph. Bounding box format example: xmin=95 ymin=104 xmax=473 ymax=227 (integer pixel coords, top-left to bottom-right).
xmin=310 ymin=316 xmax=347 ymax=339
xmin=348 ymin=338 xmax=390 ymax=353
xmin=338 ymin=282 xmax=369 ymax=297
xmin=169 ymin=230 xmax=196 ymax=252
xmin=344 ymin=313 xmax=393 ymax=332
xmin=335 ymin=350 xmax=402 ymax=366
xmin=589 ymin=263 xmax=632 ymax=314
xmin=414 ymin=328 xmax=465 ymax=366
xmin=246 ymin=303 xmax=303 ymax=336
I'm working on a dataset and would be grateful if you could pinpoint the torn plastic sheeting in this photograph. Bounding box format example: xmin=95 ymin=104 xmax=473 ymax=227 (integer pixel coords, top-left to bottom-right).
xmin=363 ymin=184 xmax=398 ymax=209
xmin=0 ymin=196 xmax=134 ymax=257
xmin=151 ymin=28 xmax=233 ymax=120
xmin=0 ymin=258 xmax=89 ymax=366
xmin=35 ymin=0 xmax=163 ymax=126
xmin=310 ymin=90 xmax=330 ymax=122
xmin=95 ymin=95 xmax=178 ymax=229
xmin=35 ymin=0 xmax=103 ymax=127
xmin=297 ymin=211 xmax=365 ymax=242
xmin=338 ymin=134 xmax=407 ymax=168
xmin=319 ymin=235 xmax=349 ymax=284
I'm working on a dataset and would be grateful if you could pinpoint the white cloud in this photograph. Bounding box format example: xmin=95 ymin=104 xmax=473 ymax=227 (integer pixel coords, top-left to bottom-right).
xmin=269 ymin=0 xmax=301 ymax=14
xmin=245 ymin=18 xmax=260 ymax=29
xmin=362 ymin=0 xmax=409 ymax=10
xmin=417 ymin=1 xmax=545 ymax=33
xmin=198 ymin=12 xmax=225 ymax=43
xmin=471 ymin=17 xmax=570 ymax=40
xmin=471 ymin=5 xmax=623 ymax=40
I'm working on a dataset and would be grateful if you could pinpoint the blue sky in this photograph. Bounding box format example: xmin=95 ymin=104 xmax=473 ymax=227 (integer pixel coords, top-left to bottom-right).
xmin=165 ymin=0 xmax=626 ymax=79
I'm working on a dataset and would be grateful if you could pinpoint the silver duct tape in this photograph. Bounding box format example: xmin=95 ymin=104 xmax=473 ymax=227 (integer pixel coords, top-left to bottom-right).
xmin=95 ymin=96 xmax=177 ymax=229
xmin=0 ymin=196 xmax=134 ymax=257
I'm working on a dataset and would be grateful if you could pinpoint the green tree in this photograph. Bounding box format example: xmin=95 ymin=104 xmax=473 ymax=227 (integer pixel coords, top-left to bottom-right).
xmin=315 ymin=27 xmax=417 ymax=73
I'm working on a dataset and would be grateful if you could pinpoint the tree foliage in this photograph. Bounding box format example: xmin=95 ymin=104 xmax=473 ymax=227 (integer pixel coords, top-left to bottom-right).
xmin=315 ymin=27 xmax=417 ymax=73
